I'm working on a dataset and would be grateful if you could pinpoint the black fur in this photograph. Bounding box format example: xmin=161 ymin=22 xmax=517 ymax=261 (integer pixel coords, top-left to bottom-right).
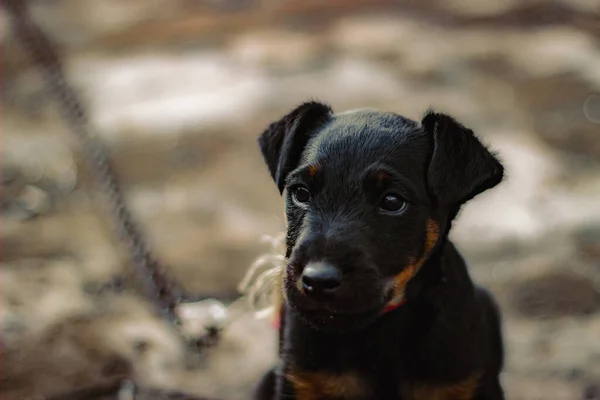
xmin=255 ymin=102 xmax=505 ymax=400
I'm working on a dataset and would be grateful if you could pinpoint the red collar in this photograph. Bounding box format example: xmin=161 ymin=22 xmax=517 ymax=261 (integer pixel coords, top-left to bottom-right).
xmin=271 ymin=299 xmax=407 ymax=329
xmin=382 ymin=299 xmax=407 ymax=314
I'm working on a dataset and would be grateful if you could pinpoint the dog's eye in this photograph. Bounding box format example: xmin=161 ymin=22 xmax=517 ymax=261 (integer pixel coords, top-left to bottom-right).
xmin=379 ymin=193 xmax=407 ymax=213
xmin=292 ymin=186 xmax=310 ymax=205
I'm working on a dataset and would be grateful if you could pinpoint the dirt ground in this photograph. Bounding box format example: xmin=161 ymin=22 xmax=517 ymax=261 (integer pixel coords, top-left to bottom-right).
xmin=2 ymin=1 xmax=600 ymax=399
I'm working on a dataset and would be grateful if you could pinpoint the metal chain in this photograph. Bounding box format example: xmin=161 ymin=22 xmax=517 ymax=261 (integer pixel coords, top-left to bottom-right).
xmin=3 ymin=0 xmax=183 ymax=327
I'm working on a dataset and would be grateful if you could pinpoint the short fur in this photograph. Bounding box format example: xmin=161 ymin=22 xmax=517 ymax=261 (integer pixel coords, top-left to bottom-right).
xmin=253 ymin=101 xmax=505 ymax=400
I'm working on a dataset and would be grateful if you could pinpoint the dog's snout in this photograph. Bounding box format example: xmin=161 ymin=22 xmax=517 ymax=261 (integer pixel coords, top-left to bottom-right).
xmin=301 ymin=262 xmax=342 ymax=299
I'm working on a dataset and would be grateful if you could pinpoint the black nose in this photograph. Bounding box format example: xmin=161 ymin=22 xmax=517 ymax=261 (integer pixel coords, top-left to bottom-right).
xmin=301 ymin=262 xmax=342 ymax=299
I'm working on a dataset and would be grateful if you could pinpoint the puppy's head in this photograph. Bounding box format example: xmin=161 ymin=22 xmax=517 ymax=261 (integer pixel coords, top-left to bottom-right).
xmin=258 ymin=101 xmax=503 ymax=333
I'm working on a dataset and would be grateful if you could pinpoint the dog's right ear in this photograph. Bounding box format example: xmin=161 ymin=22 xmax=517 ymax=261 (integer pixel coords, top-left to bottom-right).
xmin=258 ymin=101 xmax=333 ymax=194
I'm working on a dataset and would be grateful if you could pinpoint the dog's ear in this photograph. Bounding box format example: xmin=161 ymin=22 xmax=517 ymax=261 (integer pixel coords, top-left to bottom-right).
xmin=258 ymin=101 xmax=333 ymax=194
xmin=422 ymin=110 xmax=504 ymax=209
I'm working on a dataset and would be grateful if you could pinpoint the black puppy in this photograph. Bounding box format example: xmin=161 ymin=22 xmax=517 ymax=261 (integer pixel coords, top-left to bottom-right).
xmin=253 ymin=101 xmax=505 ymax=400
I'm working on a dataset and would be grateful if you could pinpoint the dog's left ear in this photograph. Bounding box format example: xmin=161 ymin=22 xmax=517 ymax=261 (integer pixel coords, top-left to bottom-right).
xmin=422 ymin=110 xmax=504 ymax=210
xmin=258 ymin=101 xmax=333 ymax=194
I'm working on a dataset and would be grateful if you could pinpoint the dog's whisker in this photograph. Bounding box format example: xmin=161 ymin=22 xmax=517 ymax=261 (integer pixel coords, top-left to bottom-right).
xmin=238 ymin=256 xmax=284 ymax=296
xmin=252 ymin=270 xmax=283 ymax=308
xmin=238 ymin=233 xmax=286 ymax=319
xmin=238 ymin=254 xmax=283 ymax=291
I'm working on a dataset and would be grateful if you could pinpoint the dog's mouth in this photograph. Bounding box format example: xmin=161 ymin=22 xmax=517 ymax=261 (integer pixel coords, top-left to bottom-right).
xmin=291 ymin=305 xmax=383 ymax=333
xmin=283 ymin=271 xmax=395 ymax=333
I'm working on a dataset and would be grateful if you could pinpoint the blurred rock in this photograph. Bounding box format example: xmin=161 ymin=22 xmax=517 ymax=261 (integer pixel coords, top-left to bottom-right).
xmin=0 ymin=315 xmax=133 ymax=400
xmin=505 ymin=27 xmax=598 ymax=77
xmin=574 ymin=226 xmax=600 ymax=264
xmin=47 ymin=383 xmax=219 ymax=400
xmin=436 ymin=0 xmax=520 ymax=17
xmin=27 ymin=0 xmax=168 ymax=48
xmin=512 ymin=272 xmax=600 ymax=319
xmin=513 ymin=74 xmax=600 ymax=161
xmin=228 ymin=29 xmax=327 ymax=73
xmin=583 ymin=384 xmax=600 ymax=400
xmin=503 ymin=375 xmax=579 ymax=400
xmin=457 ymin=0 xmax=600 ymax=35
xmin=328 ymin=16 xmax=413 ymax=59
xmin=584 ymin=94 xmax=600 ymax=123
xmin=75 ymin=129 xmax=235 ymax=187
xmin=1 ymin=135 xmax=78 ymax=219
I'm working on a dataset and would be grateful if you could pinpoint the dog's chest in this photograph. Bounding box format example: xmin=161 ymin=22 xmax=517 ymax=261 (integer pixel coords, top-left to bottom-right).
xmin=285 ymin=369 xmax=480 ymax=400
xmin=286 ymin=369 xmax=371 ymax=400
xmin=284 ymin=332 xmax=399 ymax=399
xmin=283 ymin=311 xmax=398 ymax=398
xmin=284 ymin=321 xmax=481 ymax=400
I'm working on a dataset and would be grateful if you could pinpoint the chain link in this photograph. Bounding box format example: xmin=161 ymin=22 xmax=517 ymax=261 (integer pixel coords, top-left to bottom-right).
xmin=3 ymin=0 xmax=183 ymax=327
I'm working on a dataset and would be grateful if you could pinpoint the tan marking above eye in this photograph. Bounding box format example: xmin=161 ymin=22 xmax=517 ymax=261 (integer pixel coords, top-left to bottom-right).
xmin=308 ymin=164 xmax=320 ymax=177
xmin=374 ymin=169 xmax=391 ymax=182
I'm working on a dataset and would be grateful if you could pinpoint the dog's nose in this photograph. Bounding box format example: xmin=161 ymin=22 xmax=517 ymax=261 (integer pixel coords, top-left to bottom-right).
xmin=301 ymin=262 xmax=342 ymax=299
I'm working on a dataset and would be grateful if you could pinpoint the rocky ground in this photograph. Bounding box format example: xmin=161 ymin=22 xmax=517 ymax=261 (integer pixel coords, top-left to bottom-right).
xmin=2 ymin=1 xmax=600 ymax=399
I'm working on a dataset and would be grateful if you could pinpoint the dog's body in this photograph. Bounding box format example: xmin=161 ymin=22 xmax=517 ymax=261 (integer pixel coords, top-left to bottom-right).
xmin=253 ymin=102 xmax=505 ymax=400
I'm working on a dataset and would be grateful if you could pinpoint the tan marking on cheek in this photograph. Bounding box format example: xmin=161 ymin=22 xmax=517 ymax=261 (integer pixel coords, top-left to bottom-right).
xmin=308 ymin=164 xmax=320 ymax=177
xmin=403 ymin=373 xmax=481 ymax=400
xmin=288 ymin=370 xmax=368 ymax=400
xmin=394 ymin=263 xmax=418 ymax=287
xmin=392 ymin=219 xmax=440 ymax=299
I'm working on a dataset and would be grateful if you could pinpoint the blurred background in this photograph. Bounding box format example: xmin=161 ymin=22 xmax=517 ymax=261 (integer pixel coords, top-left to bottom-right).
xmin=2 ymin=0 xmax=600 ymax=399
